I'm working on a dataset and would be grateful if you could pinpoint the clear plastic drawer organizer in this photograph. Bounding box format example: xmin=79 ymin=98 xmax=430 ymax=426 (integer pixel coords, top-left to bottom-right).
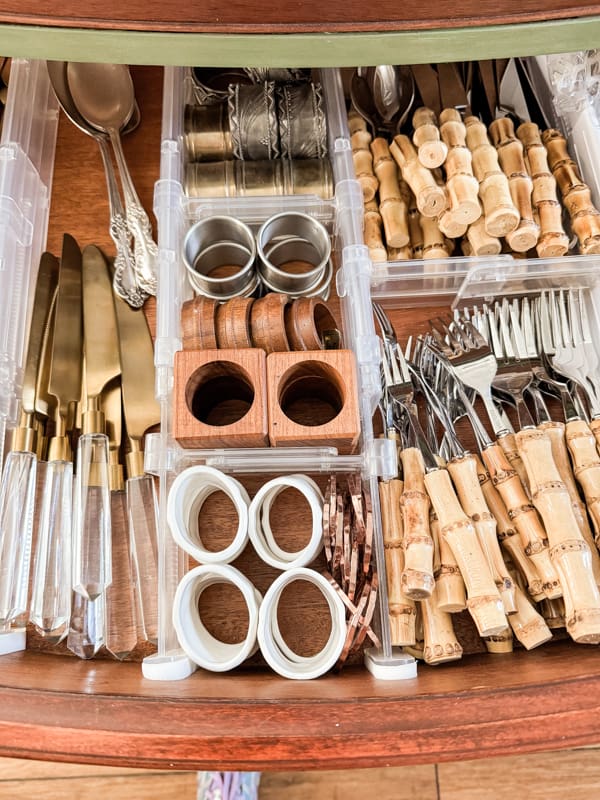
xmin=146 ymin=57 xmax=600 ymax=681
xmin=3 ymin=56 xmax=598 ymax=682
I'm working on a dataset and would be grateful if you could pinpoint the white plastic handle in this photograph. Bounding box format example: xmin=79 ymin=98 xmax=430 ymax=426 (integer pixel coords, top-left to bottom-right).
xmin=257 ymin=567 xmax=347 ymax=679
xmin=172 ymin=563 xmax=261 ymax=672
xmin=248 ymin=475 xmax=324 ymax=570
xmin=167 ymin=465 xmax=250 ymax=564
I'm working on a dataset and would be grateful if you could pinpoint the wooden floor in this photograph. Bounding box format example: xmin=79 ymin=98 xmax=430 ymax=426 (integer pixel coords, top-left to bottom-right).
xmin=1 ymin=748 xmax=599 ymax=798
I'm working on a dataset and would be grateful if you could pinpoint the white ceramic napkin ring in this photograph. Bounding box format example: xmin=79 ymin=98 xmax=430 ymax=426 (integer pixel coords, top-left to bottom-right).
xmin=257 ymin=567 xmax=347 ymax=679
xmin=173 ymin=563 xmax=262 ymax=672
xmin=167 ymin=465 xmax=250 ymax=564
xmin=248 ymin=474 xmax=324 ymax=570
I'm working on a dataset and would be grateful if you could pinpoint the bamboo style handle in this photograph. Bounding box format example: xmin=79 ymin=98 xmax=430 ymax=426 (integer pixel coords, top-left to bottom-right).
xmin=482 ymin=442 xmax=561 ymax=599
xmin=543 ymin=129 xmax=600 ymax=255
xmin=447 ymin=454 xmax=517 ymax=615
xmin=515 ymin=427 xmax=600 ymax=643
xmin=501 ymin=533 xmax=546 ymax=602
xmin=484 ymin=627 xmax=514 ymax=653
xmin=412 ymin=107 xmax=448 ymax=169
xmin=464 ymin=115 xmax=520 ymax=238
xmin=371 ymin=138 xmax=410 ymax=248
xmin=565 ymin=419 xmax=600 ymax=545
xmin=424 ymin=467 xmax=506 ymax=637
xmin=430 ymin=509 xmax=467 ymax=612
xmin=420 ymin=585 xmax=463 ymax=664
xmin=541 ymin=420 xmax=600 ymax=589
xmin=517 ymin=122 xmax=569 ymax=257
xmin=387 ymin=245 xmax=413 ymax=261
xmin=399 ymin=448 xmax=435 ymax=599
xmin=390 ymin=134 xmax=447 ymax=218
xmin=508 ymin=582 xmax=553 ymax=650
xmin=431 ymin=168 xmax=468 ymax=240
xmin=363 ymin=198 xmax=388 ymax=263
xmin=489 ymin=117 xmax=540 ymax=253
xmin=466 ymin=217 xmax=502 ymax=256
xmin=438 ymin=108 xmax=481 ymax=226
xmin=407 ymin=197 xmax=424 ymax=259
xmin=474 ymin=455 xmax=516 ymax=539
xmin=348 ymin=110 xmax=379 ymax=202
xmin=419 ymin=215 xmax=452 ymax=260
xmin=498 ymin=432 xmax=531 ymax=496
xmin=378 ymin=479 xmax=417 ymax=646
xmin=590 ymin=418 xmax=600 ymax=453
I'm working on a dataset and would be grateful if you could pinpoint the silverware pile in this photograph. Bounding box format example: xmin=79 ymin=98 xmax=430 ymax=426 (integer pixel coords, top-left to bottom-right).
xmin=375 ymin=290 xmax=600 ymax=663
xmin=0 ymin=236 xmax=159 ymax=659
xmin=47 ymin=62 xmax=158 ymax=309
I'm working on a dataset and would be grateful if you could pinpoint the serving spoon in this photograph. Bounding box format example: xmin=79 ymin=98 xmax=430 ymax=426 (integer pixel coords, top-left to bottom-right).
xmin=46 ymin=61 xmax=146 ymax=308
xmin=66 ymin=62 xmax=158 ymax=297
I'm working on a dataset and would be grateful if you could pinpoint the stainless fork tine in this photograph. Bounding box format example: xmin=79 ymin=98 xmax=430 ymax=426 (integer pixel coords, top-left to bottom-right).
xmin=497 ymin=300 xmax=516 ymax=360
xmin=484 ymin=304 xmax=503 ymax=359
xmin=520 ymin=298 xmax=537 ymax=359
xmin=580 ymin=287 xmax=593 ymax=342
xmin=508 ymin=299 xmax=529 ymax=360
xmin=567 ymin=289 xmax=584 ymax=347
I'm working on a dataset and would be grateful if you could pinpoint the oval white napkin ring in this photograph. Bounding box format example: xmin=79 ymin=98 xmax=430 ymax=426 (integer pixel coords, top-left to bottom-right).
xmin=249 ymin=474 xmax=323 ymax=570
xmin=257 ymin=567 xmax=346 ymax=679
xmin=167 ymin=465 xmax=250 ymax=564
xmin=173 ymin=563 xmax=261 ymax=672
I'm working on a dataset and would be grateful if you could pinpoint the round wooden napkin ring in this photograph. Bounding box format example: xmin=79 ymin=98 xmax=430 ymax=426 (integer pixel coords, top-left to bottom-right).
xmin=215 ymin=296 xmax=255 ymax=349
xmin=250 ymin=292 xmax=290 ymax=353
xmin=285 ymin=297 xmax=341 ymax=351
xmin=181 ymin=296 xmax=218 ymax=350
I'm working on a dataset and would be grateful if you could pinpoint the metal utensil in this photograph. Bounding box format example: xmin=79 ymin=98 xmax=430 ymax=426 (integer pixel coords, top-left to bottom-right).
xmin=46 ymin=61 xmax=146 ymax=309
xmin=73 ymin=246 xmax=120 ymax=602
xmin=350 ymin=66 xmax=415 ymax=137
xmin=113 ymin=292 xmax=160 ymax=644
xmin=66 ymin=62 xmax=158 ymax=296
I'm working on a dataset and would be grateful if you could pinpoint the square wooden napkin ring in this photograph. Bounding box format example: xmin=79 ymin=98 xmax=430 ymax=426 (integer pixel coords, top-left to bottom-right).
xmin=266 ymin=350 xmax=360 ymax=454
xmin=173 ymin=348 xmax=269 ymax=448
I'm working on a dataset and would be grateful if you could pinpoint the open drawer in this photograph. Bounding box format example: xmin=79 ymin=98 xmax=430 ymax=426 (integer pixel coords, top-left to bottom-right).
xmin=2 ymin=55 xmax=600 ymax=770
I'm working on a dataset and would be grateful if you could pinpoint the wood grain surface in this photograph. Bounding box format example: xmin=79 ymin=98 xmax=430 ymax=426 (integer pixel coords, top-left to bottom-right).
xmin=1 ymin=0 xmax=600 ymax=33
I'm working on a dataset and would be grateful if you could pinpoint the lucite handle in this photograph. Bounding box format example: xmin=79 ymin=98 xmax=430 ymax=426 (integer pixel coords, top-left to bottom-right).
xmin=105 ymin=489 xmax=138 ymax=660
xmin=0 ymin=450 xmax=37 ymax=625
xmin=72 ymin=433 xmax=112 ymax=602
xmin=127 ymin=474 xmax=159 ymax=643
xmin=67 ymin=590 xmax=105 ymax=659
xmin=30 ymin=459 xmax=72 ymax=642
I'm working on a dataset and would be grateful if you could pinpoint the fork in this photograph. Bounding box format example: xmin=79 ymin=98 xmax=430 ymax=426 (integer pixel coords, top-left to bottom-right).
xmin=414 ymin=348 xmax=517 ymax=616
xmin=375 ymin=304 xmax=507 ymax=637
xmin=479 ymin=294 xmax=600 ymax=643
xmin=426 ymin=314 xmax=562 ymax=601
xmin=536 ymin=291 xmax=600 ymax=549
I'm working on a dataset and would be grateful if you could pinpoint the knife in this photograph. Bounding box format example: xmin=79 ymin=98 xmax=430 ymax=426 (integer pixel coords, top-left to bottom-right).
xmin=101 ymin=377 xmax=139 ymax=660
xmin=73 ymin=245 xmax=120 ymax=602
xmin=113 ymin=293 xmax=160 ymax=643
xmin=0 ymin=252 xmax=58 ymax=641
xmin=30 ymin=238 xmax=82 ymax=641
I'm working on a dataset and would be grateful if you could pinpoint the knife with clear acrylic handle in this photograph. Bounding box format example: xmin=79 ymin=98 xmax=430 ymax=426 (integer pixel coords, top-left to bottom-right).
xmin=0 ymin=252 xmax=58 ymax=643
xmin=73 ymin=246 xmax=120 ymax=602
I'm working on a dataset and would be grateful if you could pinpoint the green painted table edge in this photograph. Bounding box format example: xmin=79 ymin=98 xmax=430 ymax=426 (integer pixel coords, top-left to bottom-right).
xmin=1 ymin=16 xmax=600 ymax=66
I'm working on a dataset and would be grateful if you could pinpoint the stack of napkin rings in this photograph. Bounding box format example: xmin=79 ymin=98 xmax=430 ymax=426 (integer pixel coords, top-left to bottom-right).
xmin=168 ymin=465 xmax=347 ymax=679
xmin=183 ymin=211 xmax=333 ymax=300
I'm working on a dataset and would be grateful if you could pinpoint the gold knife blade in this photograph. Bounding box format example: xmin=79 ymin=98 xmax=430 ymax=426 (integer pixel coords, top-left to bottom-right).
xmin=22 ymin=252 xmax=59 ymax=418
xmin=48 ymin=234 xmax=83 ymax=429
xmin=82 ymin=246 xmax=120 ymax=422
xmin=113 ymin=294 xmax=160 ymax=477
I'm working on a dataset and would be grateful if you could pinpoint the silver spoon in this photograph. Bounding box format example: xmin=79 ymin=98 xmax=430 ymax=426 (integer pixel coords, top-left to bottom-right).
xmin=46 ymin=61 xmax=146 ymax=309
xmin=66 ymin=62 xmax=158 ymax=296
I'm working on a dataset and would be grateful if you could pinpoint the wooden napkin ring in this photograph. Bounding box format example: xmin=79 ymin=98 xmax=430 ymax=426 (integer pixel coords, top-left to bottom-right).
xmin=266 ymin=350 xmax=360 ymax=454
xmin=250 ymin=292 xmax=290 ymax=353
xmin=285 ymin=297 xmax=341 ymax=351
xmin=215 ymin=296 xmax=255 ymax=349
xmin=173 ymin=348 xmax=268 ymax=448
xmin=181 ymin=296 xmax=218 ymax=350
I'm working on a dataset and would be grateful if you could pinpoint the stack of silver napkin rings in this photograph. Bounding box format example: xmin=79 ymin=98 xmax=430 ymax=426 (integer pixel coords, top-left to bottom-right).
xmin=183 ymin=211 xmax=333 ymax=301
xmin=168 ymin=465 xmax=347 ymax=679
